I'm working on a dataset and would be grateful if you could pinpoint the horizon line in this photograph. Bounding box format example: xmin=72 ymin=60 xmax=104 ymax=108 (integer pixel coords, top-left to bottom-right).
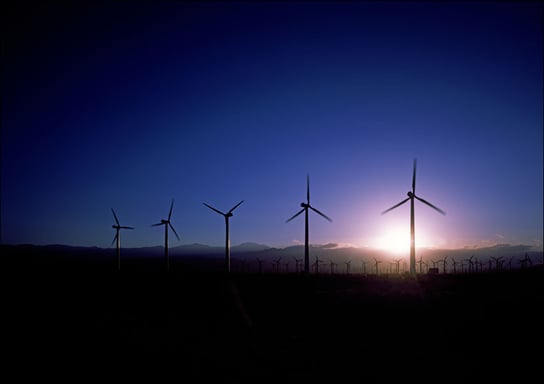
xmin=2 ymin=241 xmax=542 ymax=253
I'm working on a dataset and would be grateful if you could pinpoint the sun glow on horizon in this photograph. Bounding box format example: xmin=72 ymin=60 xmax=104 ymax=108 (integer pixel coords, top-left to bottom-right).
xmin=371 ymin=223 xmax=436 ymax=256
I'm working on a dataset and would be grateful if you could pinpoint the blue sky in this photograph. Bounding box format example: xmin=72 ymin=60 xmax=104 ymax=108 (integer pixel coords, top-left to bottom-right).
xmin=2 ymin=1 xmax=542 ymax=253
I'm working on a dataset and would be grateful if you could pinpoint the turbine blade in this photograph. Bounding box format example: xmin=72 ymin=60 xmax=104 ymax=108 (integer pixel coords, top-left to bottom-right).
xmin=228 ymin=200 xmax=244 ymax=214
xmin=310 ymin=206 xmax=332 ymax=222
xmin=168 ymin=199 xmax=175 ymax=221
xmin=286 ymin=208 xmax=305 ymax=223
xmin=414 ymin=195 xmax=446 ymax=215
xmin=307 ymin=174 xmax=310 ymax=204
xmin=169 ymin=223 xmax=180 ymax=240
xmin=152 ymin=222 xmax=164 ymax=227
xmin=203 ymin=203 xmax=226 ymax=216
xmin=120 ymin=226 xmax=134 ymax=230
xmin=381 ymin=197 xmax=411 ymax=215
xmin=111 ymin=232 xmax=118 ymax=246
xmin=412 ymin=158 xmax=417 ymax=193
xmin=111 ymin=208 xmax=120 ymax=226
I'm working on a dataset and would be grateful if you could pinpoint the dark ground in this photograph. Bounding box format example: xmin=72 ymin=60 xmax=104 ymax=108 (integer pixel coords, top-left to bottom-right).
xmin=4 ymin=251 xmax=543 ymax=383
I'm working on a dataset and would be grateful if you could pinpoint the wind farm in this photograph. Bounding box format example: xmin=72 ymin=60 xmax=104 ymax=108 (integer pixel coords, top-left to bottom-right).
xmin=3 ymin=1 xmax=542 ymax=382
xmin=5 ymin=242 xmax=541 ymax=382
xmin=3 ymin=175 xmax=542 ymax=382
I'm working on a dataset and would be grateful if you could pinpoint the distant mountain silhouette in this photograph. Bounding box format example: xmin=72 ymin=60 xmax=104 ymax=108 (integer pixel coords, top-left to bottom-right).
xmin=1 ymin=242 xmax=541 ymax=273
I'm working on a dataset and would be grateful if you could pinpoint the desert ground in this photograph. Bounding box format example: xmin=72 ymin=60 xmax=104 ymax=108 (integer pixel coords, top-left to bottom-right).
xmin=5 ymin=247 xmax=542 ymax=383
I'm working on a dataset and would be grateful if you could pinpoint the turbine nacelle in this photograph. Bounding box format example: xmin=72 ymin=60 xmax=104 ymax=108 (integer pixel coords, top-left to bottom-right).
xmin=407 ymin=191 xmax=414 ymax=198
xmin=300 ymin=202 xmax=309 ymax=208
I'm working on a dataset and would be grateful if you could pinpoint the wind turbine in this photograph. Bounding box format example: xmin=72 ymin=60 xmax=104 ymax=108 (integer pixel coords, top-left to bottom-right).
xmin=373 ymin=258 xmax=382 ymax=275
xmin=312 ymin=255 xmax=325 ymax=273
xmin=256 ymin=258 xmax=264 ymax=273
xmin=293 ymin=257 xmax=303 ymax=273
xmin=152 ymin=199 xmax=180 ymax=272
xmin=361 ymin=260 xmax=368 ymax=274
xmin=381 ymin=159 xmax=446 ymax=275
xmin=111 ymin=208 xmax=134 ymax=271
xmin=203 ymin=200 xmax=244 ymax=273
xmin=344 ymin=260 xmax=352 ymax=274
xmin=286 ymin=174 xmax=332 ymax=274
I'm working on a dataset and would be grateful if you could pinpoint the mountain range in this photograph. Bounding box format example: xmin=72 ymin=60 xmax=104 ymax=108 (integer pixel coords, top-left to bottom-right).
xmin=2 ymin=242 xmax=542 ymax=273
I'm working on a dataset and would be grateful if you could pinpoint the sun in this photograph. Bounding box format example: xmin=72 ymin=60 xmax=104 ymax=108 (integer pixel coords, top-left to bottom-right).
xmin=372 ymin=221 xmax=438 ymax=255
xmin=373 ymin=225 xmax=411 ymax=255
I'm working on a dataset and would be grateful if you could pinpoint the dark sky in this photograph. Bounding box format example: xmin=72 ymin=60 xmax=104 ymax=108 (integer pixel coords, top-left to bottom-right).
xmin=2 ymin=1 xmax=542 ymax=254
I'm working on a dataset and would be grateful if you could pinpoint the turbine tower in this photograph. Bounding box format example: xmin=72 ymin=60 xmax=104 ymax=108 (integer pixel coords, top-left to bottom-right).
xmin=152 ymin=199 xmax=180 ymax=272
xmin=111 ymin=208 xmax=134 ymax=271
xmin=381 ymin=159 xmax=445 ymax=275
xmin=203 ymin=200 xmax=244 ymax=273
xmin=286 ymin=174 xmax=332 ymax=274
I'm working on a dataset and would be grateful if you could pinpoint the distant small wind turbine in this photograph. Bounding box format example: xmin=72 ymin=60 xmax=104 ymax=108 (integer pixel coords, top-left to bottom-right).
xmin=286 ymin=174 xmax=332 ymax=274
xmin=152 ymin=199 xmax=180 ymax=272
xmin=312 ymin=255 xmax=325 ymax=274
xmin=417 ymin=256 xmax=425 ymax=274
xmin=361 ymin=260 xmax=368 ymax=274
xmin=382 ymin=159 xmax=445 ymax=275
xmin=344 ymin=260 xmax=352 ymax=274
xmin=328 ymin=260 xmax=337 ymax=274
xmin=439 ymin=255 xmax=448 ymax=274
xmin=256 ymin=258 xmax=264 ymax=273
xmin=203 ymin=200 xmax=244 ymax=273
xmin=490 ymin=256 xmax=504 ymax=272
xmin=464 ymin=255 xmax=475 ymax=273
xmin=272 ymin=257 xmax=282 ymax=273
xmin=283 ymin=260 xmax=290 ymax=273
xmin=111 ymin=208 xmax=134 ymax=271
xmin=293 ymin=257 xmax=303 ymax=273
xmin=518 ymin=253 xmax=532 ymax=270
xmin=393 ymin=258 xmax=402 ymax=274
xmin=373 ymin=258 xmax=382 ymax=275
xmin=451 ymin=258 xmax=460 ymax=274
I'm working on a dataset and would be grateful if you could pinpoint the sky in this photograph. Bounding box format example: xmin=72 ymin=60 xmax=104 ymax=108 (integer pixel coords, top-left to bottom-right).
xmin=2 ymin=0 xmax=543 ymax=255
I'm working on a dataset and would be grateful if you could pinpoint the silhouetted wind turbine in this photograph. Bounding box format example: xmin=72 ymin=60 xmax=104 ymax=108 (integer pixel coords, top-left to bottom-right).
xmin=381 ymin=159 xmax=446 ymax=275
xmin=286 ymin=174 xmax=332 ymax=274
xmin=344 ymin=260 xmax=352 ymax=274
xmin=417 ymin=256 xmax=425 ymax=274
xmin=464 ymin=255 xmax=475 ymax=273
xmin=111 ymin=208 xmax=134 ymax=271
xmin=361 ymin=260 xmax=368 ymax=274
xmin=312 ymin=255 xmax=325 ymax=273
xmin=152 ymin=199 xmax=180 ymax=272
xmin=256 ymin=258 xmax=264 ymax=273
xmin=373 ymin=258 xmax=382 ymax=275
xmin=293 ymin=257 xmax=303 ymax=273
xmin=203 ymin=200 xmax=244 ymax=273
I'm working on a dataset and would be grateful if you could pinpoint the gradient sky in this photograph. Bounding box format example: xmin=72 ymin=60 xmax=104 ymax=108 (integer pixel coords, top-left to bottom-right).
xmin=2 ymin=1 xmax=542 ymax=253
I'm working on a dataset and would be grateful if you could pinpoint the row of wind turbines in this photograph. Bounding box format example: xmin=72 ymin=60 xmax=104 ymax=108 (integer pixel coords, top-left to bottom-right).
xmin=112 ymin=159 xmax=446 ymax=274
xmin=112 ymin=199 xmax=243 ymax=272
